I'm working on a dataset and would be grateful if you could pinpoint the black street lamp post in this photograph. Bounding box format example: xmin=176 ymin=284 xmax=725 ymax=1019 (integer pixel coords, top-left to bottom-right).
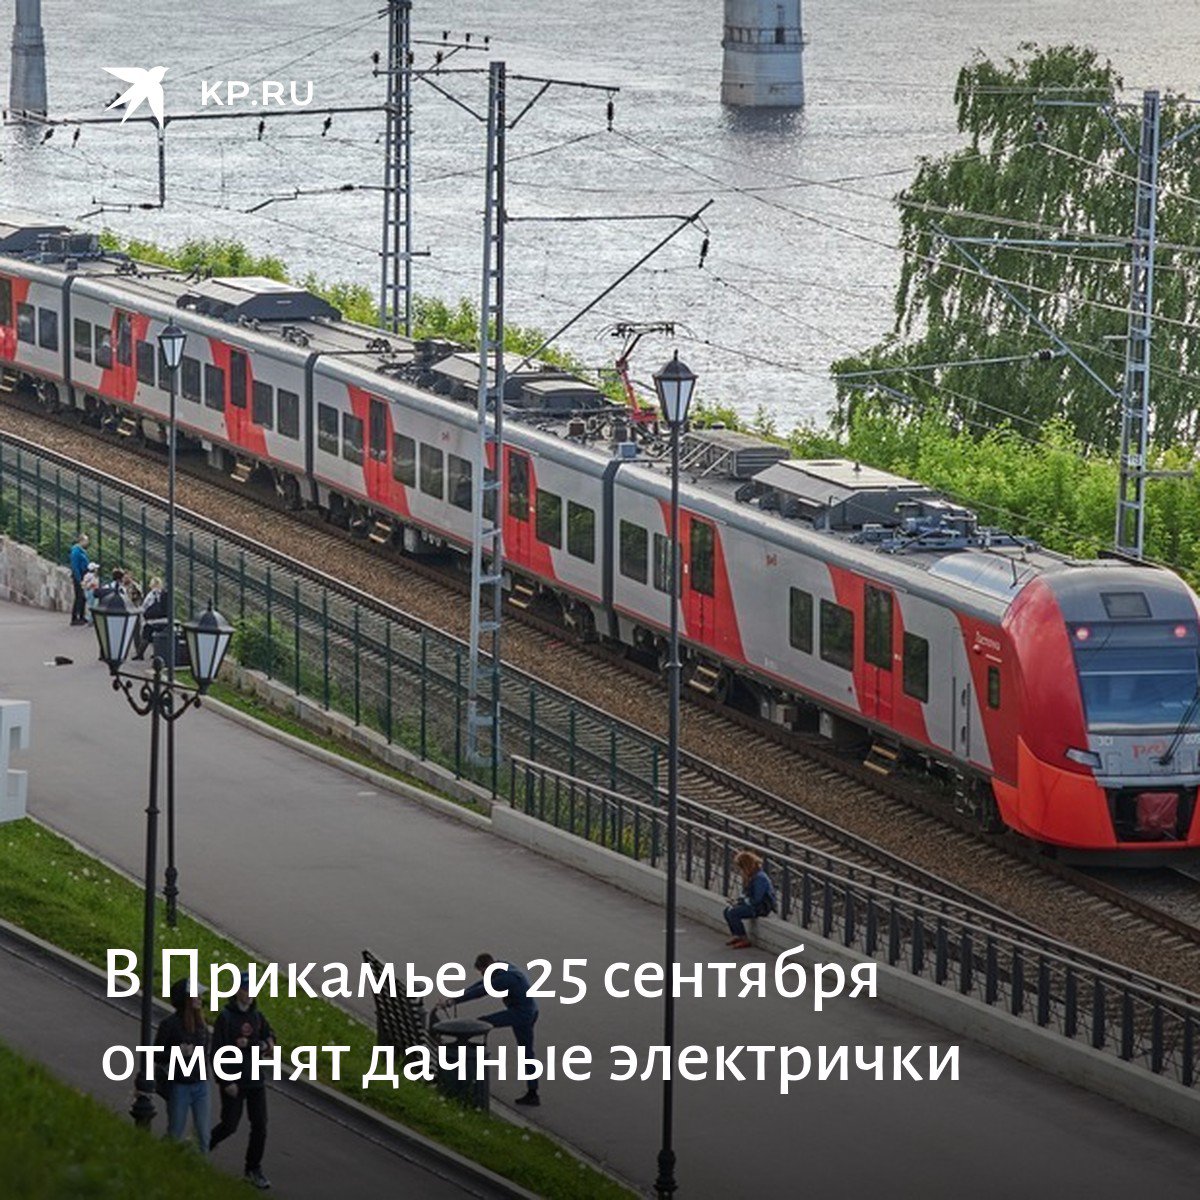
xmin=651 ymin=350 xmax=697 ymax=1200
xmin=157 ymin=322 xmax=186 ymax=927
xmin=93 ymin=590 xmax=232 ymax=1129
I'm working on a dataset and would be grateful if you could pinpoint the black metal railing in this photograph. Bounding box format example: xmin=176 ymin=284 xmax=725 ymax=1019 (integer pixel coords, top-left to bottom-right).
xmin=510 ymin=755 xmax=1200 ymax=1090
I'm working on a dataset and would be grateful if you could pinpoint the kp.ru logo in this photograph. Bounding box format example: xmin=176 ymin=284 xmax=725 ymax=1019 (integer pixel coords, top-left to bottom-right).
xmin=103 ymin=65 xmax=314 ymax=126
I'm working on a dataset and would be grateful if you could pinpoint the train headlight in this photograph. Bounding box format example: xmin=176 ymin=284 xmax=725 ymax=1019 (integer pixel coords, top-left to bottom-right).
xmin=1065 ymin=747 xmax=1102 ymax=769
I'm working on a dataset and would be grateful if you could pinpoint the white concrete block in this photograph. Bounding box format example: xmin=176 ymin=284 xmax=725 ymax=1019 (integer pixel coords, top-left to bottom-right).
xmin=0 ymin=699 xmax=31 ymax=822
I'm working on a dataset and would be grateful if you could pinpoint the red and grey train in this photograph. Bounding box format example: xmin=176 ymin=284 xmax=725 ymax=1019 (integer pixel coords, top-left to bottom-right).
xmin=2 ymin=213 xmax=1199 ymax=857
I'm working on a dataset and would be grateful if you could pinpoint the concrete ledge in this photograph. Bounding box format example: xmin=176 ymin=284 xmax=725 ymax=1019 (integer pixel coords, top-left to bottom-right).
xmin=491 ymin=805 xmax=1200 ymax=1140
xmin=224 ymin=664 xmax=493 ymax=816
xmin=206 ymin=684 xmax=492 ymax=833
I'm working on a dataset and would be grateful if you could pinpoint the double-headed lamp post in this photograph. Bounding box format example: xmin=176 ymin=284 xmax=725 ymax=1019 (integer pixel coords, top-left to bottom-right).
xmin=93 ymin=590 xmax=232 ymax=1129
xmin=651 ymin=350 xmax=697 ymax=1200
xmin=157 ymin=321 xmax=186 ymax=927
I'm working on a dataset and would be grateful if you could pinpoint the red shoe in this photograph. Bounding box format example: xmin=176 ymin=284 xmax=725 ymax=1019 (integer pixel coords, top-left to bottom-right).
xmin=729 ymin=937 xmax=751 ymax=950
xmin=725 ymin=937 xmax=741 ymax=946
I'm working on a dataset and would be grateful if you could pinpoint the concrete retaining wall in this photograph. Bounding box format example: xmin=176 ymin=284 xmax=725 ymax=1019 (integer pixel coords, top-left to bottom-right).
xmin=0 ymin=536 xmax=72 ymax=611
xmin=492 ymin=805 xmax=1200 ymax=1139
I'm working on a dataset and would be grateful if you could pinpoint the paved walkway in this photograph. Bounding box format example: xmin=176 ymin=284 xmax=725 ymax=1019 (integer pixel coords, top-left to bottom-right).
xmin=2 ymin=600 xmax=1198 ymax=1198
xmin=0 ymin=925 xmax=503 ymax=1199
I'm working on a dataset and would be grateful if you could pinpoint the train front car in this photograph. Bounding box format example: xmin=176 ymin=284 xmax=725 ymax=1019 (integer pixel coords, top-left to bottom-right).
xmin=1001 ymin=565 xmax=1200 ymax=858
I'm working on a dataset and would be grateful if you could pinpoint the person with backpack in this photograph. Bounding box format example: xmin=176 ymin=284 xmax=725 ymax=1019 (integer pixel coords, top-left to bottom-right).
xmin=209 ymin=973 xmax=275 ymax=1190
xmin=155 ymin=977 xmax=211 ymax=1151
xmin=724 ymin=850 xmax=776 ymax=949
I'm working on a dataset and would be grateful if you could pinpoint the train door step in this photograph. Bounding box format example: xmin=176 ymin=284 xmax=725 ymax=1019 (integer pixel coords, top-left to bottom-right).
xmin=687 ymin=660 xmax=723 ymax=697
xmin=116 ymin=415 xmax=139 ymax=438
xmin=230 ymin=459 xmax=254 ymax=484
xmin=368 ymin=518 xmax=394 ymax=545
xmin=0 ymin=370 xmax=16 ymax=395
xmin=508 ymin=579 xmax=537 ymax=610
xmin=863 ymin=742 xmax=900 ymax=776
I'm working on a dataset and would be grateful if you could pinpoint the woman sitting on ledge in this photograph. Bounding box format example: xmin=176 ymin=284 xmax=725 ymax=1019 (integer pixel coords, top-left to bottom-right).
xmin=724 ymin=850 xmax=776 ymax=949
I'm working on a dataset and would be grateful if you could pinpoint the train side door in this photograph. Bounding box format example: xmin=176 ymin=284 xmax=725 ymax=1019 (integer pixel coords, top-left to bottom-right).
xmin=951 ymin=634 xmax=973 ymax=759
xmin=506 ymin=449 xmax=532 ymax=565
xmin=685 ymin=516 xmax=717 ymax=645
xmin=863 ymin=584 xmax=895 ymax=724
xmin=366 ymin=397 xmax=388 ymax=497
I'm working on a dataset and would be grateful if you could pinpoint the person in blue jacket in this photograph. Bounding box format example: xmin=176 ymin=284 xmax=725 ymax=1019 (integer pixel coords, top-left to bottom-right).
xmin=68 ymin=533 xmax=90 ymax=625
xmin=447 ymin=953 xmax=541 ymax=1106
xmin=724 ymin=850 xmax=776 ymax=949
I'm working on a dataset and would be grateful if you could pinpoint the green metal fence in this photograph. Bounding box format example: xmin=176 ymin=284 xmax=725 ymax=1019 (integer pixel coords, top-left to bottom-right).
xmin=0 ymin=434 xmax=685 ymax=801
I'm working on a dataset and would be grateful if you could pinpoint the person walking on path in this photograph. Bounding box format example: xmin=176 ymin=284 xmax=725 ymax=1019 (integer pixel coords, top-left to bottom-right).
xmin=68 ymin=534 xmax=89 ymax=625
xmin=444 ymin=953 xmax=541 ymax=1107
xmin=155 ymin=978 xmax=211 ymax=1152
xmin=209 ymin=973 xmax=275 ymax=1190
xmin=724 ymin=850 xmax=776 ymax=949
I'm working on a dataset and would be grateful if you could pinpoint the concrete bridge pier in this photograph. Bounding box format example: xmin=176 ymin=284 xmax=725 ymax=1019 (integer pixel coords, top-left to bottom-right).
xmin=8 ymin=0 xmax=48 ymax=121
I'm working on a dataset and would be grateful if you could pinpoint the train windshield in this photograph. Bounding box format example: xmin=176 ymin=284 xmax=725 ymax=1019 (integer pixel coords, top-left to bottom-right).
xmin=1072 ymin=621 xmax=1200 ymax=730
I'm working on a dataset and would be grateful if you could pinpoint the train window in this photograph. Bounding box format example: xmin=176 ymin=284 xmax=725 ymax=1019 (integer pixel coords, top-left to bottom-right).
xmin=508 ymin=452 xmax=530 ymax=521
xmin=135 ymin=340 xmax=156 ymax=386
xmin=653 ymin=533 xmax=680 ymax=595
xmin=619 ymin=520 xmax=648 ymax=584
xmin=38 ymin=308 xmax=58 ymax=352
xmin=788 ymin=587 xmax=813 ymax=654
xmin=16 ymin=303 xmax=34 ymax=344
xmin=72 ymin=314 xmax=90 ymax=360
xmin=342 ymin=413 xmax=364 ymax=464
xmin=568 ymin=501 xmax=595 ymax=563
xmin=420 ymin=444 xmax=444 ymax=499
xmin=902 ymin=632 xmax=929 ymax=702
xmin=180 ymin=356 xmax=200 ymax=401
xmin=392 ymin=433 xmax=416 ymax=485
xmin=448 ymin=454 xmax=472 ymax=511
xmin=1101 ymin=592 xmax=1150 ymax=619
xmin=317 ymin=403 xmax=339 ymax=455
xmin=536 ymin=489 xmax=563 ymax=548
xmin=74 ymin=318 xmax=91 ymax=363
xmin=116 ymin=313 xmax=133 ymax=366
xmin=252 ymin=381 xmax=273 ymax=428
xmin=864 ymin=585 xmax=893 ymax=671
xmin=369 ymin=399 xmax=387 ymax=462
xmin=229 ymin=350 xmax=248 ymax=409
xmin=277 ymin=389 xmax=300 ymax=439
xmin=204 ymin=363 xmax=225 ymax=411
xmin=94 ymin=325 xmax=113 ymax=370
xmin=820 ymin=600 xmax=854 ymax=671
xmin=690 ymin=520 xmax=714 ymax=597
xmin=0 ymin=277 xmax=11 ymax=326
xmin=987 ymin=665 xmax=1001 ymax=709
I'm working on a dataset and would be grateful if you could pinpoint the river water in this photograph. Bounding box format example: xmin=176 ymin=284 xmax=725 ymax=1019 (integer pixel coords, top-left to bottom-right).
xmin=2 ymin=1 xmax=1196 ymax=428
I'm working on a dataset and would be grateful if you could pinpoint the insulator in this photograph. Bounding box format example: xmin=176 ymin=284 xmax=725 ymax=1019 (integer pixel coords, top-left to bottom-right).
xmin=606 ymin=97 xmax=614 ymax=131
xmin=698 ymin=236 xmax=710 ymax=268
xmin=257 ymin=119 xmax=266 ymax=141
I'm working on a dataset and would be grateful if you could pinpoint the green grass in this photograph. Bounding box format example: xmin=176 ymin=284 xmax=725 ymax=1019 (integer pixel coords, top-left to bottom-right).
xmin=0 ymin=1038 xmax=248 ymax=1200
xmin=0 ymin=820 xmax=631 ymax=1200
xmin=202 ymin=679 xmax=485 ymax=814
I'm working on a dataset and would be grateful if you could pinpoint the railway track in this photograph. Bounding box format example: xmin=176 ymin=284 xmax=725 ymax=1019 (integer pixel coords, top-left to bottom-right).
xmin=3 ymin=395 xmax=1200 ymax=997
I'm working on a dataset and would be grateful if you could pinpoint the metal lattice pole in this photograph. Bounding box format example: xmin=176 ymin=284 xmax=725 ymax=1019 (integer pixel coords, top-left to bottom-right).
xmin=467 ymin=61 xmax=506 ymax=783
xmin=1115 ymin=90 xmax=1161 ymax=559
xmin=380 ymin=0 xmax=413 ymax=334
